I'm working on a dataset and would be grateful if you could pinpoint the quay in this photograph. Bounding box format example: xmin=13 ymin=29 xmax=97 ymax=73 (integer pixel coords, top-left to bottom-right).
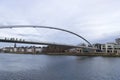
xmin=43 ymin=53 xmax=120 ymax=57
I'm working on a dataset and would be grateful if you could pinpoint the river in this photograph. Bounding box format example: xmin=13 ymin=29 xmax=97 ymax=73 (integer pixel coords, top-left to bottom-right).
xmin=0 ymin=53 xmax=120 ymax=80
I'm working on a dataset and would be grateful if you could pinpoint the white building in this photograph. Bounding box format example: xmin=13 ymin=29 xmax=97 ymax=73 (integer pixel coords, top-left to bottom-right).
xmin=101 ymin=43 xmax=120 ymax=54
xmin=26 ymin=47 xmax=34 ymax=53
xmin=14 ymin=48 xmax=17 ymax=52
xmin=2 ymin=47 xmax=14 ymax=52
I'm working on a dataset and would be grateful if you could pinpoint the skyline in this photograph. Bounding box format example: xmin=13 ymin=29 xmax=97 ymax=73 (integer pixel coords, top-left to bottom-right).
xmin=0 ymin=0 xmax=120 ymax=45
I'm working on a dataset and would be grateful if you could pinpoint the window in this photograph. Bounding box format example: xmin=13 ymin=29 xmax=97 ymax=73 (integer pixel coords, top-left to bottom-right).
xmin=108 ymin=46 xmax=111 ymax=47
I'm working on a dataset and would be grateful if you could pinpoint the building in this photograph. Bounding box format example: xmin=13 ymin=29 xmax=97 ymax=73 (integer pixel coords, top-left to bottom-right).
xmin=35 ymin=47 xmax=42 ymax=53
xmin=115 ymin=38 xmax=120 ymax=45
xmin=101 ymin=43 xmax=120 ymax=54
xmin=2 ymin=47 xmax=14 ymax=53
xmin=42 ymin=45 xmax=71 ymax=53
xmin=101 ymin=43 xmax=115 ymax=53
xmin=65 ymin=48 xmax=83 ymax=53
xmin=93 ymin=43 xmax=102 ymax=52
xmin=2 ymin=46 xmax=42 ymax=54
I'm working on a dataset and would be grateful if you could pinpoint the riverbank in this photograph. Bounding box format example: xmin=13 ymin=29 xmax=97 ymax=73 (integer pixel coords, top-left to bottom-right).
xmin=44 ymin=53 xmax=120 ymax=57
xmin=1 ymin=52 xmax=120 ymax=57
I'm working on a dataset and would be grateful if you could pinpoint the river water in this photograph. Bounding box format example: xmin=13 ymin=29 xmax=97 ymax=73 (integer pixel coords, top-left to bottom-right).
xmin=0 ymin=53 xmax=120 ymax=80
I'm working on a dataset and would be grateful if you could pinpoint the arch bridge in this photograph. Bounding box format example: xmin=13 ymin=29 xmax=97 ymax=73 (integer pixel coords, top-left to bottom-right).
xmin=0 ymin=25 xmax=93 ymax=49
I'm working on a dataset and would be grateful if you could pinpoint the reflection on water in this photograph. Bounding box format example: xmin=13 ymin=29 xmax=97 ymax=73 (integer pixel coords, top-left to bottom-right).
xmin=0 ymin=53 xmax=120 ymax=80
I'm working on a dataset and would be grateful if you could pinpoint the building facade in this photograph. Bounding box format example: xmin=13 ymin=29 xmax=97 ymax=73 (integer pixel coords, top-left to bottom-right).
xmin=101 ymin=43 xmax=120 ymax=54
xmin=2 ymin=46 xmax=42 ymax=54
xmin=115 ymin=38 xmax=120 ymax=45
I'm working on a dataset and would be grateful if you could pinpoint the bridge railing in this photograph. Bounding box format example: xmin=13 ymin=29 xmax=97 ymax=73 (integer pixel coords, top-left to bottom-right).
xmin=0 ymin=37 xmax=78 ymax=47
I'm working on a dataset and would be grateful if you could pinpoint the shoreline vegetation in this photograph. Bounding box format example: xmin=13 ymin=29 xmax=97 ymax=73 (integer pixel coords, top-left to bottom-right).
xmin=1 ymin=52 xmax=120 ymax=57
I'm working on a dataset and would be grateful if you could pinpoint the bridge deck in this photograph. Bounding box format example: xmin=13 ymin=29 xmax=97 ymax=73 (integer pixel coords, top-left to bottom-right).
xmin=0 ymin=39 xmax=95 ymax=49
xmin=0 ymin=39 xmax=79 ymax=48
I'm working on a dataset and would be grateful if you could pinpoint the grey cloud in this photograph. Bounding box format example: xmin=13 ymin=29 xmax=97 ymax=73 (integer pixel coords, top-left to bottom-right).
xmin=0 ymin=0 xmax=120 ymax=45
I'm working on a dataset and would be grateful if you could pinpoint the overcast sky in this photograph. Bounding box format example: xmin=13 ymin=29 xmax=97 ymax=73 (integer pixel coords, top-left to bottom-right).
xmin=0 ymin=0 xmax=120 ymax=46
